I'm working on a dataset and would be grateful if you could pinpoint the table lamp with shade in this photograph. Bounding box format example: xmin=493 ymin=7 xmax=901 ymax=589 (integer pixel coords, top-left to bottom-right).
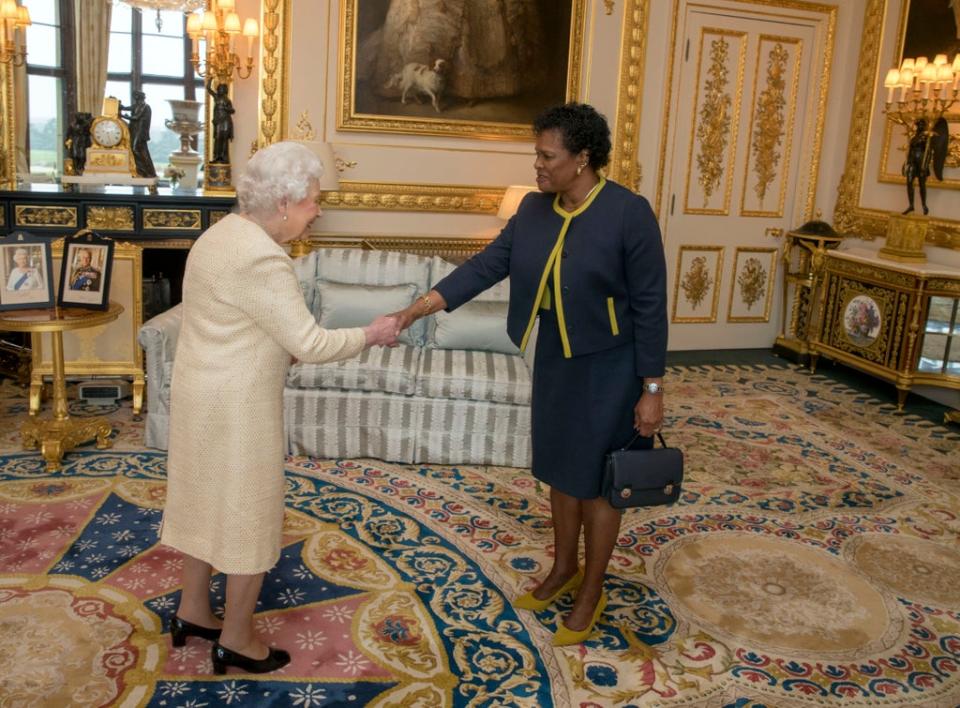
xmin=497 ymin=185 xmax=537 ymax=220
xmin=288 ymin=142 xmax=340 ymax=258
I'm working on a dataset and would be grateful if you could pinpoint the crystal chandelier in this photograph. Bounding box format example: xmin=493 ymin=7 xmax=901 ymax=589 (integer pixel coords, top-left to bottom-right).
xmin=117 ymin=0 xmax=206 ymax=31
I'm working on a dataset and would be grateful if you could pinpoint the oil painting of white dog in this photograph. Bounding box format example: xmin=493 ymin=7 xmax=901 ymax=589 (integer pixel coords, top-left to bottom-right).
xmin=347 ymin=0 xmax=578 ymax=137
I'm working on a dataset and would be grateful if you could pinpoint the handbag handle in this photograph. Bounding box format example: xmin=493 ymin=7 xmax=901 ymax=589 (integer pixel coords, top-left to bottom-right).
xmin=620 ymin=430 xmax=668 ymax=451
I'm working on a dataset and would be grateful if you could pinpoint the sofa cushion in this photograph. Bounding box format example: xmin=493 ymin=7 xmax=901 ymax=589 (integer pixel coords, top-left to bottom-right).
xmin=432 ymin=300 xmax=519 ymax=355
xmin=317 ymin=280 xmax=419 ymax=346
xmin=287 ymin=343 xmax=421 ymax=395
xmin=415 ymin=347 xmax=531 ymax=405
xmin=314 ymin=249 xmax=432 ymax=345
xmin=429 ymin=256 xmax=510 ymax=301
xmin=427 ymin=256 xmax=514 ymax=352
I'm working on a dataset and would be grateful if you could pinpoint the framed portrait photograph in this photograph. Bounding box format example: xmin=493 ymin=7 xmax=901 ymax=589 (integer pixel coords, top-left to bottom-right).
xmin=338 ymin=0 xmax=587 ymax=140
xmin=57 ymin=231 xmax=114 ymax=310
xmin=0 ymin=231 xmax=55 ymax=311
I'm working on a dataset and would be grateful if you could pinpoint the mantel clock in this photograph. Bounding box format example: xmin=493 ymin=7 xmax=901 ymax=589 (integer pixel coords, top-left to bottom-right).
xmin=86 ymin=98 xmax=136 ymax=176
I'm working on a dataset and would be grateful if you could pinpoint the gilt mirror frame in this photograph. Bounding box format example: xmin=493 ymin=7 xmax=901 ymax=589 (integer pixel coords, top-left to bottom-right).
xmin=834 ymin=0 xmax=960 ymax=249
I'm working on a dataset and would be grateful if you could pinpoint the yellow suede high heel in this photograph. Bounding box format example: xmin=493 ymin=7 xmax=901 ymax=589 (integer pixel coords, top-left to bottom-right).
xmin=552 ymin=593 xmax=607 ymax=646
xmin=514 ymin=569 xmax=583 ymax=611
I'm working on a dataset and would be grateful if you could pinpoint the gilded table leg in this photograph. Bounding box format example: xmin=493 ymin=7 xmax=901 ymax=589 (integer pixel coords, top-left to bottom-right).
xmin=20 ymin=332 xmax=114 ymax=471
xmin=895 ymin=388 xmax=909 ymax=413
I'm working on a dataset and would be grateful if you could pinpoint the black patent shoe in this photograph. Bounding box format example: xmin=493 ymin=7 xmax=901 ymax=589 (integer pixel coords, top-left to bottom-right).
xmin=211 ymin=642 xmax=291 ymax=675
xmin=170 ymin=615 xmax=222 ymax=647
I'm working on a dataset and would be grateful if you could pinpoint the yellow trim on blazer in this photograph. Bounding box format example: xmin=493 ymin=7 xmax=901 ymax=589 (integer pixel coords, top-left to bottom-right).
xmin=539 ymin=286 xmax=552 ymax=310
xmin=519 ymin=179 xmax=606 ymax=357
xmin=607 ymin=297 xmax=620 ymax=335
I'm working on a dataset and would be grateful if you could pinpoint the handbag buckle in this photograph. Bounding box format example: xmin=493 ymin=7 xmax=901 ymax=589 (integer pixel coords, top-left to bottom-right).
xmin=664 ymin=483 xmax=674 ymax=496
xmin=620 ymin=487 xmax=632 ymax=499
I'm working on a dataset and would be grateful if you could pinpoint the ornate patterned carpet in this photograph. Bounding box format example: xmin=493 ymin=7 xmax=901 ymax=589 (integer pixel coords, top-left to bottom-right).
xmin=0 ymin=364 xmax=958 ymax=707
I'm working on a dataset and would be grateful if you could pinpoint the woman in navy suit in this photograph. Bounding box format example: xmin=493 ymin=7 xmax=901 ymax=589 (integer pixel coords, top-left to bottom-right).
xmin=393 ymin=103 xmax=667 ymax=645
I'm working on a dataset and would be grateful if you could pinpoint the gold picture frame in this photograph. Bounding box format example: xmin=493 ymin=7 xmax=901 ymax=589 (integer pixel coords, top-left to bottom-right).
xmin=835 ymin=0 xmax=960 ymax=249
xmin=672 ymin=245 xmax=724 ymax=323
xmin=727 ymin=247 xmax=778 ymax=323
xmin=336 ymin=0 xmax=587 ymax=141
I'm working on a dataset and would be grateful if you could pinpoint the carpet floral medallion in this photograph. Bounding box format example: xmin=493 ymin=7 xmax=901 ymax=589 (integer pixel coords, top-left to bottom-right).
xmin=0 ymin=364 xmax=958 ymax=707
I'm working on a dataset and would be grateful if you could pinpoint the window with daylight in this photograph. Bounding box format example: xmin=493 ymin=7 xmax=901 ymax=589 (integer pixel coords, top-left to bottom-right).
xmin=106 ymin=4 xmax=205 ymax=176
xmin=24 ymin=0 xmax=73 ymax=180
xmin=21 ymin=2 xmax=204 ymax=180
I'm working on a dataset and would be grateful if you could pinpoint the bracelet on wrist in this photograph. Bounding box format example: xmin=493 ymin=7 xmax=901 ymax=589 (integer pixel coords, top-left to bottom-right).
xmin=420 ymin=294 xmax=432 ymax=316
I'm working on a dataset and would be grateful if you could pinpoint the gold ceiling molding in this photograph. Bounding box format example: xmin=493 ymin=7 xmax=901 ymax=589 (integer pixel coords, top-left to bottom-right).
xmin=609 ymin=0 xmax=651 ymax=193
xmin=304 ymin=234 xmax=493 ymax=260
xmin=319 ymin=182 xmax=505 ymax=214
xmin=834 ymin=0 xmax=960 ymax=250
xmin=657 ymin=0 xmax=836 ymax=222
xmin=257 ymin=0 xmax=290 ymax=148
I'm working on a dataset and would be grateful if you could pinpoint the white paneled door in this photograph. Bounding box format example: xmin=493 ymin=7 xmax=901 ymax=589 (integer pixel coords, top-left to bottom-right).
xmin=660 ymin=2 xmax=834 ymax=350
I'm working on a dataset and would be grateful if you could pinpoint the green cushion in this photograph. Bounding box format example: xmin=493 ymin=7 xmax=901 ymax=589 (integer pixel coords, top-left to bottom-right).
xmin=431 ymin=300 xmax=518 ymax=355
xmin=317 ymin=280 xmax=422 ymax=346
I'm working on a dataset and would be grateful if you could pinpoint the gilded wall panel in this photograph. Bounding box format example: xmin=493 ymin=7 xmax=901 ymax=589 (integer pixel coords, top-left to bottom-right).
xmin=673 ymin=245 xmax=725 ymax=323
xmin=727 ymin=247 xmax=778 ymax=322
xmin=740 ymin=35 xmax=803 ymax=218
xmin=684 ymin=29 xmax=747 ymax=216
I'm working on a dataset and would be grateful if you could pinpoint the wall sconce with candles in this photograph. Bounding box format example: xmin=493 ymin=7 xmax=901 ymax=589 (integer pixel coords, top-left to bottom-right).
xmin=186 ymin=0 xmax=259 ymax=85
xmin=497 ymin=185 xmax=537 ymax=220
xmin=0 ymin=0 xmax=30 ymax=66
xmin=184 ymin=0 xmax=259 ymax=192
xmin=879 ymin=53 xmax=956 ymax=261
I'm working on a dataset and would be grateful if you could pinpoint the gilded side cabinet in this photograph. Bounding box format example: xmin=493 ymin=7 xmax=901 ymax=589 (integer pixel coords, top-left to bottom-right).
xmin=810 ymin=246 xmax=960 ymax=413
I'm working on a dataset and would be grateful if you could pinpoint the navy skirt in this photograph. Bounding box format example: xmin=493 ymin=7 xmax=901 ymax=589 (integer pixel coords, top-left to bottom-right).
xmin=531 ymin=307 xmax=652 ymax=499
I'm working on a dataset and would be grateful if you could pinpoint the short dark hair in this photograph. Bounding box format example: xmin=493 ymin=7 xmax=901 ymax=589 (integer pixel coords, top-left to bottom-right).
xmin=533 ymin=103 xmax=611 ymax=171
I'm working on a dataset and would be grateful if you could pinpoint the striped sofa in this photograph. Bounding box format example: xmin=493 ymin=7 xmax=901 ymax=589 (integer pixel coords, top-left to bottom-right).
xmin=138 ymin=249 xmax=534 ymax=467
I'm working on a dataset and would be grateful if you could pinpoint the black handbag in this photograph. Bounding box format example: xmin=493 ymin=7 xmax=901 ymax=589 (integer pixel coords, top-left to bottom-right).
xmin=602 ymin=432 xmax=684 ymax=509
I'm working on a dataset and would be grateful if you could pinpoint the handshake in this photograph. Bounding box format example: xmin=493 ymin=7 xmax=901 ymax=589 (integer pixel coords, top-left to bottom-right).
xmin=361 ymin=291 xmax=441 ymax=348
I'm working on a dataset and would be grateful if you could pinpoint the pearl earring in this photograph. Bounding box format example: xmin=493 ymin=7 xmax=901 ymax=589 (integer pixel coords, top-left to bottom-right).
xmin=282 ymin=214 xmax=288 ymax=221
xmin=576 ymin=164 xmax=584 ymax=176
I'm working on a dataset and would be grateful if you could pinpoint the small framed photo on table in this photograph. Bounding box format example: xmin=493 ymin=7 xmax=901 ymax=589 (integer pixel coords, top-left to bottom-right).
xmin=0 ymin=230 xmax=55 ymax=311
xmin=58 ymin=230 xmax=114 ymax=310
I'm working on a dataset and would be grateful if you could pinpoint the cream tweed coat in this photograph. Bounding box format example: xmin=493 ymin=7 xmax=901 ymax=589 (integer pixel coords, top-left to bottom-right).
xmin=160 ymin=214 xmax=366 ymax=574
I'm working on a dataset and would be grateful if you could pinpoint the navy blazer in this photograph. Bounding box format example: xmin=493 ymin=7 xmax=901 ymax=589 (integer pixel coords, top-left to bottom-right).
xmin=433 ymin=180 xmax=667 ymax=378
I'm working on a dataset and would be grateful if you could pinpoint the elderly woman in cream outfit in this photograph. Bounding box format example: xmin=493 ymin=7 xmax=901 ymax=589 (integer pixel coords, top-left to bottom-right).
xmin=160 ymin=142 xmax=399 ymax=674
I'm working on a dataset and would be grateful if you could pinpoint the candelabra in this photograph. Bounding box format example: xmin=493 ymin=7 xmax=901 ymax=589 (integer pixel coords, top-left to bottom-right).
xmin=186 ymin=0 xmax=259 ymax=86
xmin=878 ymin=53 xmax=959 ymax=261
xmin=0 ymin=0 xmax=30 ymax=67
xmin=883 ymin=53 xmax=959 ymax=136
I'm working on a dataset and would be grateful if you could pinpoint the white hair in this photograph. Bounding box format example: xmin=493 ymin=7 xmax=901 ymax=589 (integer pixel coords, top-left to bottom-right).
xmin=236 ymin=141 xmax=325 ymax=216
